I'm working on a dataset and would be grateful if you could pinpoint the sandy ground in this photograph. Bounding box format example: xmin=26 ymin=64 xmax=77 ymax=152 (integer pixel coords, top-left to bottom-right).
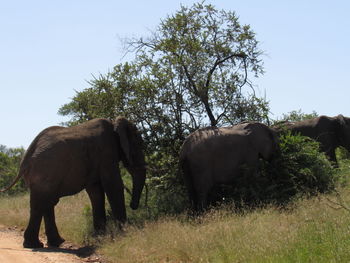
xmin=0 ymin=225 xmax=102 ymax=263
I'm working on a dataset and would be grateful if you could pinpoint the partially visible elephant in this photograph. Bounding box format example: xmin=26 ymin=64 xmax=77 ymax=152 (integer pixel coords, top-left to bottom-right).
xmin=274 ymin=115 xmax=350 ymax=165
xmin=179 ymin=122 xmax=279 ymax=211
xmin=1 ymin=117 xmax=146 ymax=248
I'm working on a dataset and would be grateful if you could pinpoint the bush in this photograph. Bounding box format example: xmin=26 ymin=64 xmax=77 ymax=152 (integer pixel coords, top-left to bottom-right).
xmin=262 ymin=132 xmax=336 ymax=204
xmin=139 ymin=132 xmax=339 ymax=215
xmin=207 ymin=132 xmax=337 ymax=208
xmin=140 ymin=153 xmax=188 ymax=218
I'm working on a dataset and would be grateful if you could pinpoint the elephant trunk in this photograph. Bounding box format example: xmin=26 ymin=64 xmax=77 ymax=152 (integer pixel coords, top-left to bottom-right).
xmin=129 ymin=167 xmax=146 ymax=210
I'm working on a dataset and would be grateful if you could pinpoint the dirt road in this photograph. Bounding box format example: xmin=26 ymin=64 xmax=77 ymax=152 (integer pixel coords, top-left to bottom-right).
xmin=0 ymin=226 xmax=102 ymax=263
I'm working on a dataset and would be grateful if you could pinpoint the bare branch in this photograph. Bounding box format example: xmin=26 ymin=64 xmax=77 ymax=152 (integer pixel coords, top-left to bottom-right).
xmin=205 ymin=52 xmax=247 ymax=93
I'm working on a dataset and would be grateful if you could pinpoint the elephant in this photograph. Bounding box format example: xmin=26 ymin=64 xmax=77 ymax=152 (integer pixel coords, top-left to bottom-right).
xmin=274 ymin=115 xmax=350 ymax=165
xmin=179 ymin=122 xmax=279 ymax=211
xmin=0 ymin=117 xmax=146 ymax=248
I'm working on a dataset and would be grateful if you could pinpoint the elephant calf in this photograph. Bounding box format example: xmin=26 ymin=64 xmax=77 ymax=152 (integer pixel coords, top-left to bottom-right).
xmin=1 ymin=117 xmax=146 ymax=248
xmin=179 ymin=122 xmax=279 ymax=211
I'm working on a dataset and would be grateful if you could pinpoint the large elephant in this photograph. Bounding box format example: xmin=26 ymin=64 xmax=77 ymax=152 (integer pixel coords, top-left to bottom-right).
xmin=179 ymin=122 xmax=279 ymax=211
xmin=1 ymin=117 xmax=146 ymax=248
xmin=274 ymin=115 xmax=350 ymax=164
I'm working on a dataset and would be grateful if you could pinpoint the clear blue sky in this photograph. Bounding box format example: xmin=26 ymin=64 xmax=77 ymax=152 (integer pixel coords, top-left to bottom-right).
xmin=1 ymin=1 xmax=349 ymax=148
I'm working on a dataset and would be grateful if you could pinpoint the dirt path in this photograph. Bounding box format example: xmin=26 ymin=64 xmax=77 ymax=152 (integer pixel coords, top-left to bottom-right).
xmin=0 ymin=226 xmax=102 ymax=263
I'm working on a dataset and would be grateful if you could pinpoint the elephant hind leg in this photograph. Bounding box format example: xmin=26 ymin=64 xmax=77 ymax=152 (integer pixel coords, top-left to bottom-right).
xmin=23 ymin=210 xmax=44 ymax=248
xmin=23 ymin=193 xmax=44 ymax=248
xmin=44 ymin=204 xmax=65 ymax=247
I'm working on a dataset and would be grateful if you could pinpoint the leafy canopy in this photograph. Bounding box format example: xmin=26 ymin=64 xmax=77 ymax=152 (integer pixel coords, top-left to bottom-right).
xmin=277 ymin=109 xmax=318 ymax=123
xmin=59 ymin=1 xmax=268 ymax=135
xmin=59 ymin=2 xmax=269 ymax=214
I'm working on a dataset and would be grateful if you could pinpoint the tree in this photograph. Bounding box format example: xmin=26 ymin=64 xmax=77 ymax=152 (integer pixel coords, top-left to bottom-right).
xmin=59 ymin=2 xmax=269 ymax=213
xmin=60 ymin=1 xmax=268 ymax=152
xmin=277 ymin=109 xmax=318 ymax=122
xmin=126 ymin=1 xmax=267 ymax=127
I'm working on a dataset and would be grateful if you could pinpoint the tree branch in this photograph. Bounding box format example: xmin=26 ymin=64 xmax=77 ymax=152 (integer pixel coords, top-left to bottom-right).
xmin=205 ymin=52 xmax=247 ymax=90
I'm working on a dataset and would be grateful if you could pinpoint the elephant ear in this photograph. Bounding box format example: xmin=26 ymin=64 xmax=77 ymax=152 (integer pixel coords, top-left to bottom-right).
xmin=334 ymin=114 xmax=346 ymax=136
xmin=336 ymin=114 xmax=346 ymax=126
xmin=114 ymin=117 xmax=132 ymax=166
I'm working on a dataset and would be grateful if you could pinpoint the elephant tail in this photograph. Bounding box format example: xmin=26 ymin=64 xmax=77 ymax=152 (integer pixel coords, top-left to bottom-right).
xmin=0 ymin=125 xmax=60 ymax=193
xmin=0 ymin=159 xmax=29 ymax=192
xmin=0 ymin=170 xmax=24 ymax=192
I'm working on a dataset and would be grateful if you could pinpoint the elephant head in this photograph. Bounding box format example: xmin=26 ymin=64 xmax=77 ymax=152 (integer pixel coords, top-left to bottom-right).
xmin=242 ymin=122 xmax=279 ymax=161
xmin=335 ymin=114 xmax=350 ymax=152
xmin=114 ymin=117 xmax=146 ymax=210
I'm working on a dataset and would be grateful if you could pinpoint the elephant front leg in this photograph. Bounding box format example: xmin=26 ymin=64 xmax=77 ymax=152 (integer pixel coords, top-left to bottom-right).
xmin=44 ymin=205 xmax=65 ymax=247
xmin=241 ymin=162 xmax=259 ymax=203
xmin=326 ymin=148 xmax=338 ymax=167
xmin=102 ymin=168 xmax=127 ymax=224
xmin=194 ymin=179 xmax=212 ymax=212
xmin=86 ymin=183 xmax=107 ymax=234
xmin=196 ymin=191 xmax=209 ymax=212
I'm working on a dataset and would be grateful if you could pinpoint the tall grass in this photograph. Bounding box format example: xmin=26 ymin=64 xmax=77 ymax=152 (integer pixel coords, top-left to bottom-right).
xmin=0 ymin=192 xmax=92 ymax=244
xmin=0 ymin=189 xmax=350 ymax=262
xmin=1 ymin=187 xmax=350 ymax=262
xmin=0 ymin=193 xmax=29 ymax=228
xmin=100 ymin=191 xmax=350 ymax=263
xmin=54 ymin=192 xmax=93 ymax=244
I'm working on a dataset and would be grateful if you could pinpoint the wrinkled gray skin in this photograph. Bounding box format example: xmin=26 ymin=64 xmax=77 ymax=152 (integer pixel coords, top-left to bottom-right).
xmin=275 ymin=115 xmax=350 ymax=165
xmin=179 ymin=122 xmax=279 ymax=211
xmin=1 ymin=117 xmax=146 ymax=248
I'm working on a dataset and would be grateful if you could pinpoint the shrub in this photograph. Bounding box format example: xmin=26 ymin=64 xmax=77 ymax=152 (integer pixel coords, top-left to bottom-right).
xmin=139 ymin=132 xmax=339 ymax=215
xmin=262 ymin=132 xmax=336 ymax=204
xmin=138 ymin=153 xmax=188 ymax=219
xmin=207 ymin=132 xmax=337 ymax=208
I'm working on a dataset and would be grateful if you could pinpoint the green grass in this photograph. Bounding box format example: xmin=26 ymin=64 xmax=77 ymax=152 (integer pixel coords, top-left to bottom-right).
xmin=1 ymin=188 xmax=350 ymax=262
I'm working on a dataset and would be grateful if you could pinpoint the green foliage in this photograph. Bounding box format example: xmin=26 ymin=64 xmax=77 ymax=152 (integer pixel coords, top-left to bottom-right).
xmin=265 ymin=132 xmax=336 ymax=203
xmin=336 ymin=146 xmax=350 ymax=161
xmin=58 ymin=64 xmax=140 ymax=126
xmin=146 ymin=165 xmax=188 ymax=216
xmin=0 ymin=145 xmax=26 ymax=195
xmin=126 ymin=1 xmax=268 ymax=127
xmin=276 ymin=109 xmax=318 ymax=123
xmin=208 ymin=132 xmax=337 ymax=207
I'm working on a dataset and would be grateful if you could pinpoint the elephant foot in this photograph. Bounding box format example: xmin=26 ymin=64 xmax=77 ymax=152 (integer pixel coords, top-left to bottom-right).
xmin=23 ymin=239 xmax=44 ymax=248
xmin=47 ymin=237 xmax=65 ymax=247
xmin=92 ymin=228 xmax=106 ymax=237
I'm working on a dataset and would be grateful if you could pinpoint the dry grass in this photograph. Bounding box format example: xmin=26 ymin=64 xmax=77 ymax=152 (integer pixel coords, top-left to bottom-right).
xmin=1 ymin=189 xmax=350 ymax=262
xmin=0 ymin=193 xmax=29 ymax=228
xmin=0 ymin=191 xmax=91 ymax=244
xmin=99 ymin=208 xmax=298 ymax=262
xmin=54 ymin=192 xmax=93 ymax=244
xmin=100 ymin=191 xmax=350 ymax=263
